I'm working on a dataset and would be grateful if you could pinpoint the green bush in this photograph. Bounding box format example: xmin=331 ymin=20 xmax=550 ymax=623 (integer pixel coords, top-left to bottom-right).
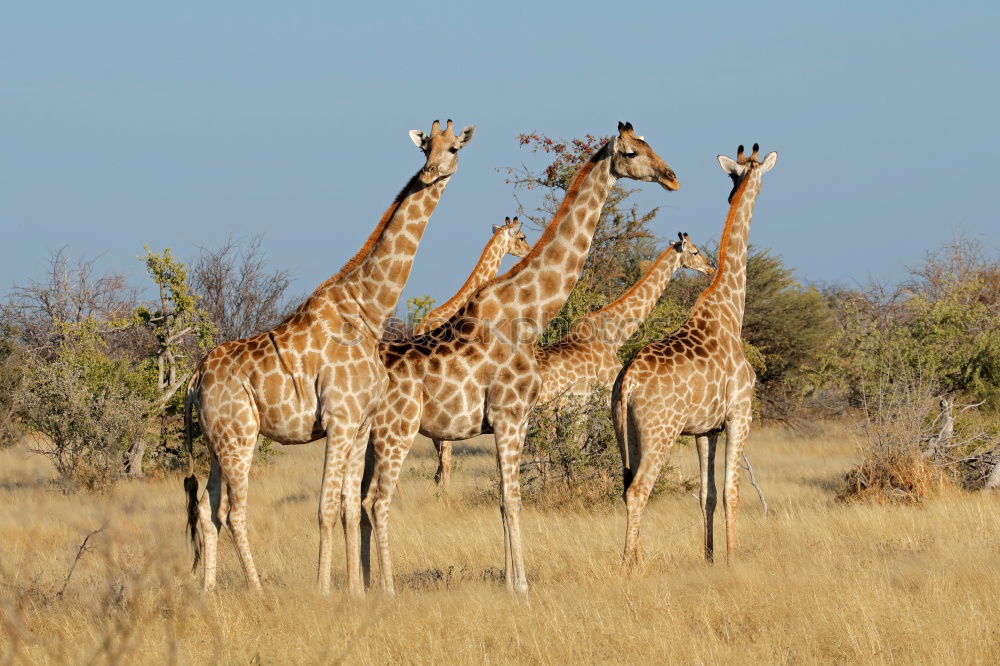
xmin=520 ymin=386 xmax=690 ymax=508
xmin=19 ymin=323 xmax=152 ymax=490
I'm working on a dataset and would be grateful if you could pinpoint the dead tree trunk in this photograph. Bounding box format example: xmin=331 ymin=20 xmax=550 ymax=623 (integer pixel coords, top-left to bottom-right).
xmin=924 ymin=393 xmax=955 ymax=459
xmin=125 ymin=438 xmax=147 ymax=478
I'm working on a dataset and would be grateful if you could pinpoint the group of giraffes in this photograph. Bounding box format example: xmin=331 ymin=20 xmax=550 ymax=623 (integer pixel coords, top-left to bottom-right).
xmin=183 ymin=119 xmax=778 ymax=596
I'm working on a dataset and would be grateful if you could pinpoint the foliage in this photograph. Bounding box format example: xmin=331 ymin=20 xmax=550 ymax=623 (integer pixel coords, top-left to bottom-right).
xmin=520 ymin=386 xmax=689 ymax=507
xmin=823 ymin=235 xmax=1000 ymax=410
xmin=837 ymin=366 xmax=950 ymax=504
xmin=19 ymin=322 xmax=152 ymax=490
xmin=0 ymin=336 xmax=26 ymax=448
xmin=405 ymin=295 xmax=435 ymax=329
xmin=828 ymin=236 xmax=1000 ymax=494
xmin=128 ymin=247 xmax=215 ymax=477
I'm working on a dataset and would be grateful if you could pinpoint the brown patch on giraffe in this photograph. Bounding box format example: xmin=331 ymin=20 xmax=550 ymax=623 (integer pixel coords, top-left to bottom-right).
xmin=539 ymin=271 xmax=559 ymax=295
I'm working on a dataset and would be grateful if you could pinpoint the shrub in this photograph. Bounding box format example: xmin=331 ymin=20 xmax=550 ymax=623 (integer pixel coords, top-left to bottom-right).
xmin=838 ymin=368 xmax=950 ymax=503
xmin=19 ymin=324 xmax=151 ymax=490
xmin=520 ymin=386 xmax=689 ymax=508
xmin=0 ymin=336 xmax=26 ymax=448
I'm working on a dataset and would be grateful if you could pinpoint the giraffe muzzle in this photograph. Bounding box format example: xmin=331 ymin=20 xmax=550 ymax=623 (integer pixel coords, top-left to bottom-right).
xmin=657 ymin=174 xmax=680 ymax=191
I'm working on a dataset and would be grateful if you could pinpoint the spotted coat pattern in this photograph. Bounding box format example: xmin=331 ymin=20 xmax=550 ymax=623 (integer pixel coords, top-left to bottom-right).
xmin=417 ymin=217 xmax=531 ymax=488
xmin=611 ymin=144 xmax=778 ymax=568
xmin=361 ymin=123 xmax=680 ymax=595
xmin=433 ymin=234 xmax=714 ymax=489
xmin=184 ymin=120 xmax=475 ymax=595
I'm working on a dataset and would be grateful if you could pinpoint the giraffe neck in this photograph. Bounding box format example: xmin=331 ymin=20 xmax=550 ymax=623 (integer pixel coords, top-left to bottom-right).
xmin=311 ymin=174 xmax=449 ymax=337
xmin=477 ymin=143 xmax=616 ymax=334
xmin=693 ymin=171 xmax=764 ymax=332
xmin=415 ymin=230 xmax=509 ymax=335
xmin=572 ymin=247 xmax=684 ymax=348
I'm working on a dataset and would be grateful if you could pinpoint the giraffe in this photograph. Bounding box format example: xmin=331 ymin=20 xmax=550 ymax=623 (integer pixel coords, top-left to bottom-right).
xmin=416 ymin=217 xmax=532 ymax=488
xmin=535 ymin=232 xmax=715 ymax=406
xmin=611 ymin=143 xmax=778 ymax=568
xmin=362 ymin=122 xmax=679 ymax=594
xmin=415 ymin=217 xmax=531 ymax=335
xmin=183 ymin=119 xmax=476 ymax=595
xmin=433 ymin=232 xmax=715 ymax=487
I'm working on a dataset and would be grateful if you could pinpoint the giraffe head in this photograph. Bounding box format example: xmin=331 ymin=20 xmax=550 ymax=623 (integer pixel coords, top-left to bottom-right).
xmin=717 ymin=143 xmax=778 ymax=201
xmin=609 ymin=121 xmax=680 ymax=191
xmin=491 ymin=216 xmax=532 ymax=258
xmin=409 ymin=119 xmax=476 ymax=185
xmin=671 ymin=232 xmax=715 ymax=275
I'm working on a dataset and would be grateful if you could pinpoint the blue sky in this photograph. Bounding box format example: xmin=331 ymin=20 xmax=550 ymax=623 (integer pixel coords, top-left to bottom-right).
xmin=3 ymin=1 xmax=997 ymax=308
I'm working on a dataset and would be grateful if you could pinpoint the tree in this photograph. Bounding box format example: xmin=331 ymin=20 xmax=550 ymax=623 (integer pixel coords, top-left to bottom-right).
xmin=0 ymin=336 xmax=26 ymax=448
xmin=191 ymin=234 xmax=293 ymax=344
xmin=825 ymin=234 xmax=1000 ymax=494
xmin=129 ymin=247 xmax=214 ymax=477
xmin=1 ymin=249 xmax=140 ymax=352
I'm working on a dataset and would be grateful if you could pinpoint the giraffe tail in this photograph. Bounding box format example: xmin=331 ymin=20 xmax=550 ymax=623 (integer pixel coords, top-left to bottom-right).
xmin=183 ymin=370 xmax=202 ymax=571
xmin=612 ymin=371 xmax=634 ymax=493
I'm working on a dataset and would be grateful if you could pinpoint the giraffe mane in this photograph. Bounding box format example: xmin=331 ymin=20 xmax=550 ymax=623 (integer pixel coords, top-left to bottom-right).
xmin=693 ymin=171 xmax=752 ymax=307
xmin=317 ymin=174 xmax=423 ymax=291
xmin=585 ymin=246 xmax=676 ymax=321
xmin=489 ymin=141 xmax=610 ymax=284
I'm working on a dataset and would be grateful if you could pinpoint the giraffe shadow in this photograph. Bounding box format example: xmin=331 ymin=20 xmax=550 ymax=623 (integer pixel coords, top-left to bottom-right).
xmin=799 ymin=475 xmax=843 ymax=495
xmin=396 ymin=565 xmax=505 ymax=591
xmin=0 ymin=478 xmax=58 ymax=492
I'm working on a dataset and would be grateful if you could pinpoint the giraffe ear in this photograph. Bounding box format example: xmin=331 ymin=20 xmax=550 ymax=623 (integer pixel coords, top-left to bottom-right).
xmin=761 ymin=151 xmax=778 ymax=173
xmin=457 ymin=125 xmax=476 ymax=147
xmin=717 ymin=155 xmax=747 ymax=176
xmin=492 ymin=224 xmax=502 ymax=234
xmin=409 ymin=130 xmax=427 ymax=150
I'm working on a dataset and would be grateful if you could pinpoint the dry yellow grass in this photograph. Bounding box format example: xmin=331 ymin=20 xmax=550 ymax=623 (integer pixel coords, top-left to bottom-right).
xmin=2 ymin=424 xmax=999 ymax=664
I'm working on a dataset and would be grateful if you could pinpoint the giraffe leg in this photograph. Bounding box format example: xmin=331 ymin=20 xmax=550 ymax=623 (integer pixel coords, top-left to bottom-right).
xmin=368 ymin=413 xmax=419 ymax=596
xmin=360 ymin=438 xmax=377 ymax=590
xmin=433 ymin=439 xmax=453 ymax=490
xmin=622 ymin=414 xmax=678 ymax=571
xmin=220 ymin=442 xmax=262 ymax=591
xmin=197 ymin=451 xmax=224 ymax=591
xmin=696 ymin=433 xmax=719 ymax=563
xmin=493 ymin=416 xmax=529 ymax=593
xmin=340 ymin=418 xmax=372 ymax=598
xmin=723 ymin=414 xmax=750 ymax=562
xmin=317 ymin=415 xmax=356 ymax=595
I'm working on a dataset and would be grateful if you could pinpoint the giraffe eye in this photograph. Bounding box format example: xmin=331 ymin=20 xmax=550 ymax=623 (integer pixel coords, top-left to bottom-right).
xmin=624 ymin=151 xmax=637 ymax=158
xmin=448 ymin=146 xmax=459 ymax=153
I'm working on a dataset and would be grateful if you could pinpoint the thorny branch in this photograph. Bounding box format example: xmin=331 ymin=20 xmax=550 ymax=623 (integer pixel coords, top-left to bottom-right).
xmin=57 ymin=526 xmax=106 ymax=598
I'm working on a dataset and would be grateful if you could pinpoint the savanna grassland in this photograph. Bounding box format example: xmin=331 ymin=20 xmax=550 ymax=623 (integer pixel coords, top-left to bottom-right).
xmin=2 ymin=424 xmax=999 ymax=664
